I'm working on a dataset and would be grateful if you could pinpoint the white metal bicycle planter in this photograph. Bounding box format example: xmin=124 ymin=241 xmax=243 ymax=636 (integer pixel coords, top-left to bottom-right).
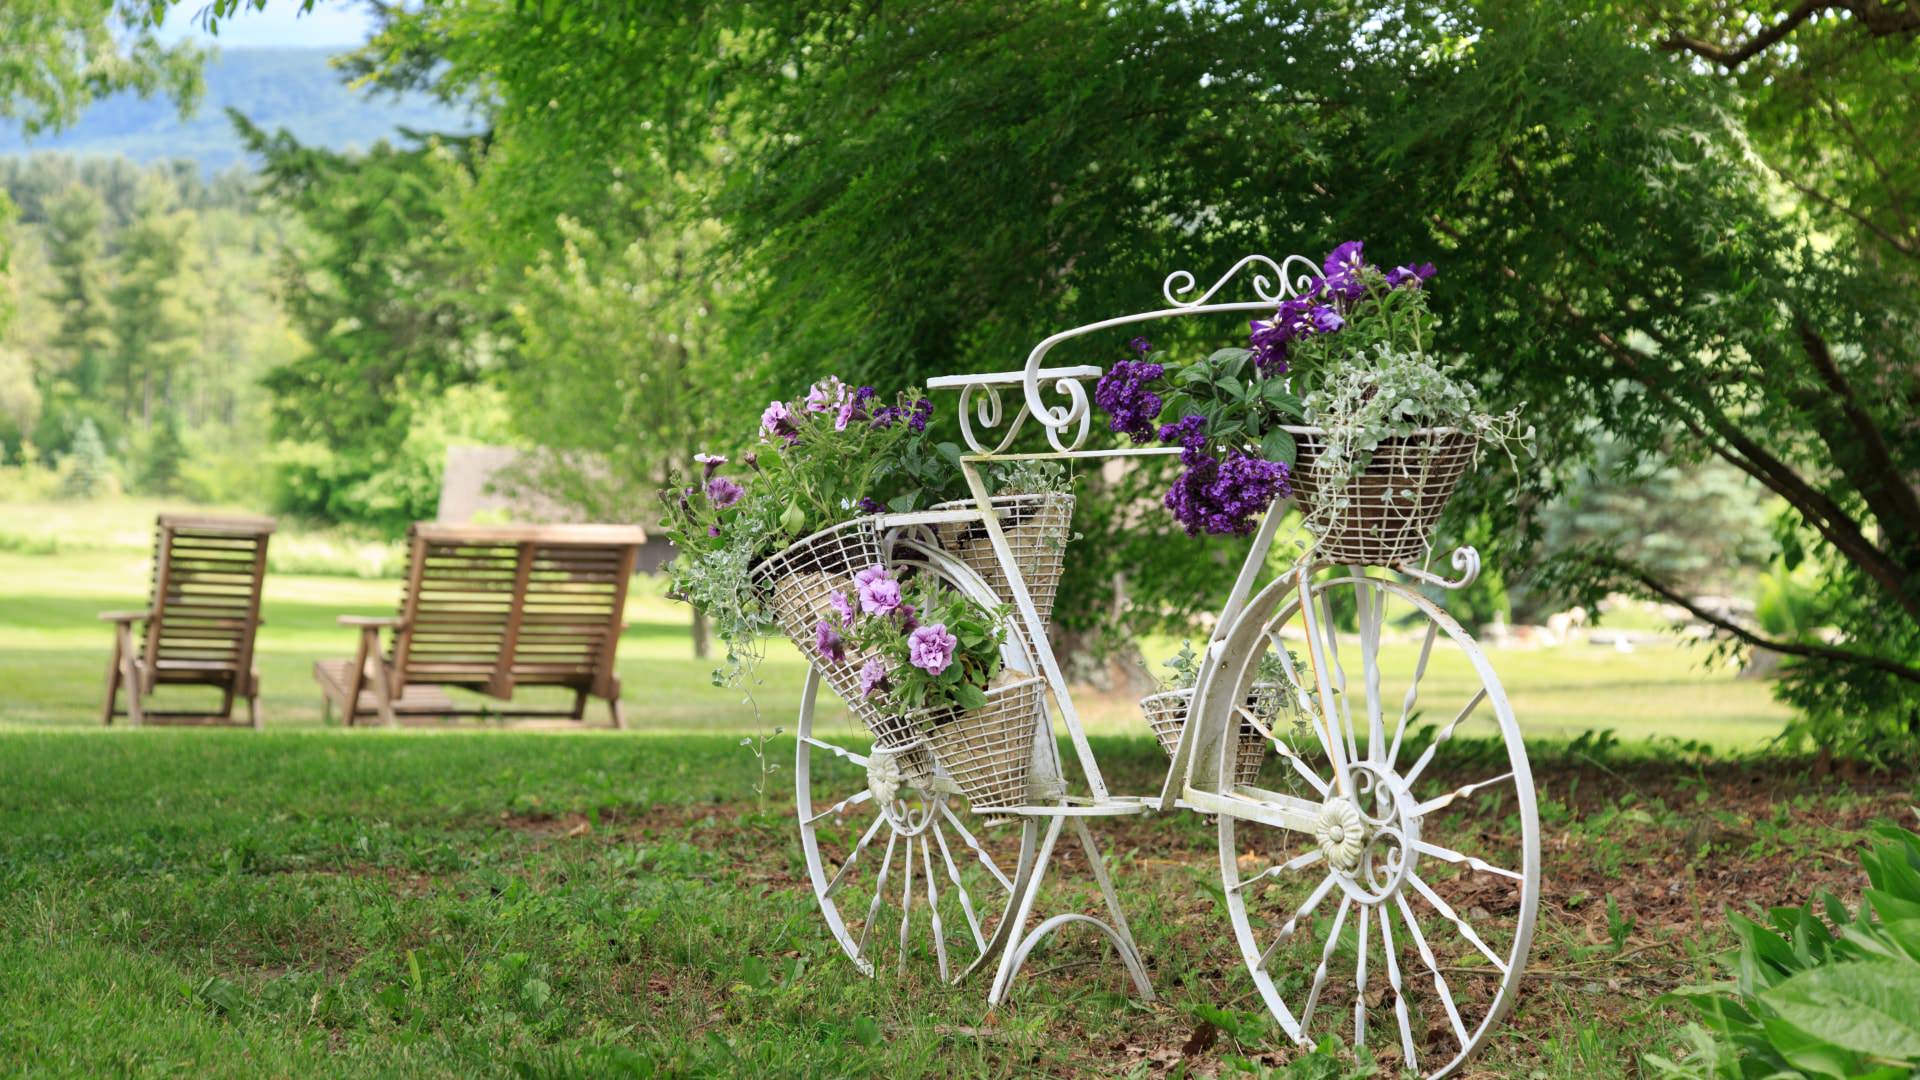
xmin=791 ymin=255 xmax=1540 ymax=1078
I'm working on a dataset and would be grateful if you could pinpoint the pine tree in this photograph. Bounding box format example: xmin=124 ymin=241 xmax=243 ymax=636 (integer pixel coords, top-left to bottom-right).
xmin=41 ymin=186 xmax=115 ymax=441
xmin=59 ymin=417 xmax=110 ymax=500
xmin=109 ymin=178 xmax=194 ymax=431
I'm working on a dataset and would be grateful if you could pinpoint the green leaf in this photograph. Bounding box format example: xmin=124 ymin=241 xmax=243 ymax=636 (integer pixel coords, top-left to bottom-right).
xmin=953 ymin=682 xmax=988 ymax=710
xmin=1259 ymin=428 xmax=1297 ymax=467
xmin=1759 ymin=960 xmax=1920 ymax=1061
xmin=849 ymin=1016 xmax=883 ymax=1048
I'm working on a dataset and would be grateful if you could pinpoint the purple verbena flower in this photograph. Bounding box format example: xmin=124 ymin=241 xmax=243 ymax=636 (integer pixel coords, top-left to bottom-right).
xmin=814 ymin=619 xmax=846 ymax=663
xmin=1128 ymin=336 xmax=1153 ymax=355
xmin=908 ymin=399 xmax=933 ymax=433
xmin=857 ymin=497 xmax=885 ymax=514
xmin=1093 ymin=359 xmax=1165 ymax=443
xmin=1157 ymin=415 xmax=1210 ymax=464
xmin=705 ymin=476 xmax=744 ymax=509
xmin=1164 ymin=451 xmax=1292 ymax=537
xmin=907 ymin=623 xmax=958 ymax=675
xmin=858 ymin=657 xmax=891 ymax=698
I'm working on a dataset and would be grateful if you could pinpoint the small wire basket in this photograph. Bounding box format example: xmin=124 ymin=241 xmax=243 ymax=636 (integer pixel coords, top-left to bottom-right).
xmin=752 ymin=518 xmax=934 ymax=777
xmin=925 ymin=676 xmax=1046 ymax=824
xmin=1140 ymin=684 xmax=1280 ymax=786
xmin=1287 ymin=427 xmax=1478 ymax=566
xmin=929 ymin=493 xmax=1074 ymax=628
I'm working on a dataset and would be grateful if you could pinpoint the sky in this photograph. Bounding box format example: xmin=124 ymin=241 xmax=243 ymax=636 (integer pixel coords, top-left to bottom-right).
xmin=153 ymin=1 xmax=378 ymax=49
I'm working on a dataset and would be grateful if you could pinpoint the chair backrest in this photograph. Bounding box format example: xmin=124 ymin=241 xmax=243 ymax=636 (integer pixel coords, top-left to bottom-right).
xmin=389 ymin=523 xmax=645 ymax=697
xmin=142 ymin=514 xmax=276 ymax=683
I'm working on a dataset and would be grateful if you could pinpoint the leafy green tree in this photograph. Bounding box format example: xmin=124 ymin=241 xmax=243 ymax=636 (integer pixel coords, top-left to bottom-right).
xmin=0 ymin=1 xmax=203 ymax=136
xmin=367 ymin=0 xmax=1919 ymax=744
xmin=39 ymin=185 xmax=116 ymax=452
xmin=237 ymin=115 xmax=505 ymax=533
xmin=107 ymin=177 xmax=194 ymax=430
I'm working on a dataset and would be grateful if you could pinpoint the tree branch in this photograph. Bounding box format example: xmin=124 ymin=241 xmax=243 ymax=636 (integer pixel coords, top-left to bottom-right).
xmin=1660 ymin=1 xmax=1920 ymax=71
xmin=1794 ymin=316 xmax=1920 ymax=559
xmin=1593 ymin=555 xmax=1920 ymax=686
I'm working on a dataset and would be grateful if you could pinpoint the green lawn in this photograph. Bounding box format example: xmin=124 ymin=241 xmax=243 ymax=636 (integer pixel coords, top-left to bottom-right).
xmin=0 ymin=499 xmax=1862 ymax=1078
xmin=0 ymin=498 xmax=1791 ymax=749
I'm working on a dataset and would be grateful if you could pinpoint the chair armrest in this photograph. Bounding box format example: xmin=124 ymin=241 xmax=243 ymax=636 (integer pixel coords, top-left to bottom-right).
xmin=98 ymin=610 xmax=151 ymax=623
xmin=338 ymin=616 xmax=405 ymax=628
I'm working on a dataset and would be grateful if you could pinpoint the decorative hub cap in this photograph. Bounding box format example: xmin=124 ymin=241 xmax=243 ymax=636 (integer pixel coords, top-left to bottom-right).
xmin=1316 ymin=797 xmax=1366 ymax=871
xmin=866 ymin=750 xmax=906 ymax=808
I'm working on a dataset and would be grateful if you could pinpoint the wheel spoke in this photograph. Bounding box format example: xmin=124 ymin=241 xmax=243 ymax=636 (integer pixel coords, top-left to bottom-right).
xmin=1318 ymin=589 xmax=1358 ymax=765
xmin=940 ymin=803 xmax=1014 ymax=892
xmin=854 ymin=831 xmax=900 ymax=962
xmin=1296 ymin=893 xmax=1352 ymax=1037
xmin=1395 ymin=892 xmax=1471 ymax=1047
xmin=1415 ymin=840 xmax=1523 ymax=882
xmin=805 ymin=788 xmax=872 ymax=825
xmin=1275 ymin=631 xmax=1344 ymax=779
xmin=1228 ymin=848 xmax=1324 ymax=894
xmin=824 ymin=814 xmax=889 ymax=899
xmin=802 ymin=735 xmax=868 ymax=769
xmin=1353 ymin=903 xmax=1370 ymax=1048
xmin=932 ymin=824 xmax=988 ymax=954
xmin=1408 ymin=871 xmax=1509 ymax=973
xmin=1401 ymin=687 xmax=1487 ymax=787
xmin=1258 ymin=871 xmax=1338 ymax=970
xmin=1386 ymin=622 xmax=1439 ymax=770
xmin=918 ymin=833 xmax=950 ymax=982
xmin=1379 ymin=897 xmax=1419 ymax=1072
xmin=1415 ymin=771 xmax=1516 ymax=817
xmin=897 ymin=835 xmax=915 ymax=975
xmin=1267 ymin=630 xmax=1316 ymax=716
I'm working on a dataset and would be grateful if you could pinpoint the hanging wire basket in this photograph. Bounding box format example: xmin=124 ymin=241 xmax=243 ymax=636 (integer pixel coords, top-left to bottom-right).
xmin=930 ymin=493 xmax=1074 ymax=628
xmin=752 ymin=518 xmax=935 ymax=776
xmin=923 ymin=675 xmax=1046 ymax=824
xmin=1286 ymin=427 xmax=1478 ymax=566
xmin=1140 ymin=684 xmax=1282 ymax=786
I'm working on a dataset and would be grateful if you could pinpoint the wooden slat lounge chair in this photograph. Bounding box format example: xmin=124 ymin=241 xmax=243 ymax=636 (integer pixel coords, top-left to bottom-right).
xmin=314 ymin=523 xmax=645 ymax=727
xmin=101 ymin=513 xmax=276 ymax=728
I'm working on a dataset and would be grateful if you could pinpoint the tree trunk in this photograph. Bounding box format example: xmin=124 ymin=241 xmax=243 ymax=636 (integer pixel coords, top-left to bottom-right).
xmin=690 ymin=607 xmax=710 ymax=659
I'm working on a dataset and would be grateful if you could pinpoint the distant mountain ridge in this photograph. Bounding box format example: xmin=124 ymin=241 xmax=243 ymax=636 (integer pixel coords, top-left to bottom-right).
xmin=0 ymin=48 xmax=478 ymax=171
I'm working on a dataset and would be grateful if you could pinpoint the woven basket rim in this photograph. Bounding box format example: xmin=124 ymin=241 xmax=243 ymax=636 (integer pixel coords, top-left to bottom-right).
xmin=929 ymin=491 xmax=1075 ymax=510
xmin=1282 ymin=424 xmax=1473 ymax=440
xmin=1138 ymin=681 xmax=1284 ymax=709
xmin=746 ymin=516 xmax=878 ymax=581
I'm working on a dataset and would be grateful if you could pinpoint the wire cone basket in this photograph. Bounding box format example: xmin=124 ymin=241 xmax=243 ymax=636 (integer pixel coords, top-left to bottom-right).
xmin=752 ymin=518 xmax=934 ymax=777
xmin=1140 ymin=684 xmax=1280 ymax=787
xmin=929 ymin=493 xmax=1074 ymax=629
xmin=1286 ymin=427 xmax=1478 ymax=566
xmin=925 ymin=676 xmax=1045 ymax=824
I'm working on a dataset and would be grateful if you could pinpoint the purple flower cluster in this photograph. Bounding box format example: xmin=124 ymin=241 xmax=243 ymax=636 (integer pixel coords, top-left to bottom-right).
xmin=1247 ymin=241 xmax=1435 ymax=373
xmin=1157 ymin=413 xmax=1291 ymax=536
xmin=872 ymin=397 xmax=933 ymax=432
xmin=1094 ymin=358 xmax=1166 ymax=443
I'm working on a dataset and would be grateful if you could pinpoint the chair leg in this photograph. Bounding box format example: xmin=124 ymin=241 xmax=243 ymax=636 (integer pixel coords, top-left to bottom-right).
xmin=116 ymin=624 xmax=145 ymax=727
xmin=570 ymin=689 xmax=589 ymax=721
xmin=609 ymin=696 xmax=627 ymax=731
xmin=218 ymin=686 xmax=236 ymax=724
xmin=102 ymin=639 xmax=123 ymax=726
xmin=373 ymin=665 xmax=398 ymax=728
xmin=248 ymin=668 xmax=263 ymax=729
xmin=321 ymin=697 xmax=334 ymax=726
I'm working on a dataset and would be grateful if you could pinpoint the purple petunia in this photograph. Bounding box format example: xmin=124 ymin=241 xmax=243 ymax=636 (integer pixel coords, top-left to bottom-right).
xmin=828 ymin=589 xmax=857 ymax=630
xmin=859 ymin=573 xmax=904 ymax=617
xmin=1385 ymin=262 xmax=1436 ymax=289
xmin=814 ymin=619 xmax=846 ymax=663
xmin=858 ymin=657 xmax=891 ymax=698
xmin=1307 ymin=305 xmax=1345 ymax=334
xmin=907 ymin=623 xmax=958 ymax=675
xmin=805 ymin=376 xmax=850 ymax=414
xmin=761 ymin=400 xmax=798 ymax=444
xmin=855 ymin=564 xmax=889 ymax=591
xmin=694 ymin=452 xmax=727 ymax=481
xmin=1323 ymin=241 xmax=1365 ymax=277
xmin=1094 ymin=359 xmax=1166 ymax=442
xmin=708 ymin=525 xmax=722 ymax=538
xmin=705 ymin=476 xmax=744 ymax=509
